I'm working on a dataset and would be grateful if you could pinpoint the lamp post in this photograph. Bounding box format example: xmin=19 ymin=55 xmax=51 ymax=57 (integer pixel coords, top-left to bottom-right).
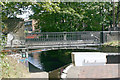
xmin=100 ymin=24 xmax=104 ymax=44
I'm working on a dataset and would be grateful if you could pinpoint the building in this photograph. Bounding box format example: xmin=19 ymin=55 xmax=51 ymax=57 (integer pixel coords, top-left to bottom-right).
xmin=3 ymin=18 xmax=25 ymax=46
xmin=24 ymin=19 xmax=37 ymax=33
xmin=3 ymin=18 xmax=38 ymax=46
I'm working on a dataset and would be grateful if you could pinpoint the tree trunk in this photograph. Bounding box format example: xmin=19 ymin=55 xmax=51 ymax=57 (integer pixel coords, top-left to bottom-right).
xmin=112 ymin=0 xmax=115 ymax=28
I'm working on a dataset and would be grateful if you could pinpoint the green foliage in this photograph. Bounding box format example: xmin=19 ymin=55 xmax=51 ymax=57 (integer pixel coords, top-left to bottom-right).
xmin=1 ymin=2 xmax=32 ymax=20
xmin=0 ymin=55 xmax=30 ymax=78
xmin=31 ymin=2 xmax=119 ymax=32
xmin=0 ymin=53 xmax=9 ymax=79
xmin=104 ymin=41 xmax=120 ymax=47
xmin=0 ymin=33 xmax=7 ymax=79
xmin=1 ymin=2 xmax=119 ymax=32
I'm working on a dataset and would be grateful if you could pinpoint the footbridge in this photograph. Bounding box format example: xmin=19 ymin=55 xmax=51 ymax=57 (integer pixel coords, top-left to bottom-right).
xmin=26 ymin=32 xmax=101 ymax=52
xmin=6 ymin=31 xmax=119 ymax=53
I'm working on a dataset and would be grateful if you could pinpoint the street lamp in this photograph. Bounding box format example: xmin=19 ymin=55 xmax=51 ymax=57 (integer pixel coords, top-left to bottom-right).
xmin=100 ymin=24 xmax=105 ymax=44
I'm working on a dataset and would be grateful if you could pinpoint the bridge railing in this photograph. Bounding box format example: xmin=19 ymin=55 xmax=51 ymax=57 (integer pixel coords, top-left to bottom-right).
xmin=25 ymin=32 xmax=101 ymax=45
xmin=102 ymin=31 xmax=120 ymax=43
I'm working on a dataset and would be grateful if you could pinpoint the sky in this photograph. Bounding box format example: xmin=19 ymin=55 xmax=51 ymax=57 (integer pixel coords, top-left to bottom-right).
xmin=16 ymin=11 xmax=33 ymax=21
xmin=16 ymin=6 xmax=34 ymax=21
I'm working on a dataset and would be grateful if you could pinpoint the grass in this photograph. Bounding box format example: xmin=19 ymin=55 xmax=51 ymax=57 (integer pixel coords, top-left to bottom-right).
xmin=1 ymin=55 xmax=30 ymax=79
xmin=104 ymin=41 xmax=120 ymax=47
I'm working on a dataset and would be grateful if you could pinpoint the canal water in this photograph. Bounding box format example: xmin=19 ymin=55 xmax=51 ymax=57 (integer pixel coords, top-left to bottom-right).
xmin=28 ymin=49 xmax=98 ymax=72
xmin=28 ymin=46 xmax=120 ymax=73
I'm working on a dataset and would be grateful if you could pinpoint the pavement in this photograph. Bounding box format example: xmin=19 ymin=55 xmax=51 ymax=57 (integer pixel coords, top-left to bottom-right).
xmin=67 ymin=64 xmax=120 ymax=78
xmin=30 ymin=72 xmax=48 ymax=78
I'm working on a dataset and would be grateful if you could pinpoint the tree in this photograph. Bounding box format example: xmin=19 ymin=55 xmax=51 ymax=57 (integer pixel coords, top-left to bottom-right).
xmin=116 ymin=1 xmax=120 ymax=27
xmin=31 ymin=2 xmax=118 ymax=32
xmin=0 ymin=2 xmax=119 ymax=32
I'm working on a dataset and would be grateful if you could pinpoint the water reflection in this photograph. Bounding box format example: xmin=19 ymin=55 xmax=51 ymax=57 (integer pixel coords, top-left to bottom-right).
xmin=28 ymin=52 xmax=43 ymax=71
xmin=28 ymin=49 xmax=97 ymax=72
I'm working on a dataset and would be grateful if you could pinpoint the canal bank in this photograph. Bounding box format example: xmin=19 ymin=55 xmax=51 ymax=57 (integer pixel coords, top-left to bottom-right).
xmin=1 ymin=52 xmax=49 ymax=78
xmin=1 ymin=55 xmax=30 ymax=78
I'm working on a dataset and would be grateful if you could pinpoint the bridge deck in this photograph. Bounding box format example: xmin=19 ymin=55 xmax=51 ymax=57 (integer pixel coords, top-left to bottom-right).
xmin=6 ymin=31 xmax=119 ymax=52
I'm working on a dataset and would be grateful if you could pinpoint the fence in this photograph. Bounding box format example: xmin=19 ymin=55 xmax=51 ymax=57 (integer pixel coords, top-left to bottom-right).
xmin=26 ymin=31 xmax=101 ymax=46
xmin=102 ymin=31 xmax=120 ymax=43
xmin=5 ymin=31 xmax=119 ymax=47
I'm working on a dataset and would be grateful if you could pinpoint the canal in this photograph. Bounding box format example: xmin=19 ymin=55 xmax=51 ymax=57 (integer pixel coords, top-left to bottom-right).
xmin=28 ymin=49 xmax=98 ymax=72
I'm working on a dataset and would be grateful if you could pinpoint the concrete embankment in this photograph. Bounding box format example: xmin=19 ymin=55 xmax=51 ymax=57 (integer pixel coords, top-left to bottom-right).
xmin=30 ymin=72 xmax=48 ymax=78
xmin=67 ymin=64 xmax=120 ymax=78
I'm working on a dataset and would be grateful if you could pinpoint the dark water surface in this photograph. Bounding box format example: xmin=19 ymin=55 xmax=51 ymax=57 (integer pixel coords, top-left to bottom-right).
xmin=29 ymin=49 xmax=98 ymax=72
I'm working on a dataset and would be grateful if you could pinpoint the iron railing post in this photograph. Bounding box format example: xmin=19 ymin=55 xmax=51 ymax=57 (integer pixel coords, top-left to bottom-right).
xmin=100 ymin=25 xmax=104 ymax=44
xmin=64 ymin=32 xmax=67 ymax=41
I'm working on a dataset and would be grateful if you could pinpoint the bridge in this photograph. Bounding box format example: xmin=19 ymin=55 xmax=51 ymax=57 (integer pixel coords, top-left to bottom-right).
xmin=25 ymin=32 xmax=101 ymax=52
xmin=4 ymin=31 xmax=120 ymax=71
xmin=6 ymin=31 xmax=119 ymax=53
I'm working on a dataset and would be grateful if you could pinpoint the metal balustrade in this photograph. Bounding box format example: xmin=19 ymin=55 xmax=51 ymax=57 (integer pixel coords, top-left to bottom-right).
xmin=25 ymin=32 xmax=101 ymax=46
xmin=102 ymin=31 xmax=120 ymax=43
xmin=7 ymin=31 xmax=119 ymax=49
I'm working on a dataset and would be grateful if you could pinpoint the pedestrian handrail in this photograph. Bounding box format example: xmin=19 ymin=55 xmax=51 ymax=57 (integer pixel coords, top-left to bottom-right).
xmin=25 ymin=31 xmax=101 ymax=46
